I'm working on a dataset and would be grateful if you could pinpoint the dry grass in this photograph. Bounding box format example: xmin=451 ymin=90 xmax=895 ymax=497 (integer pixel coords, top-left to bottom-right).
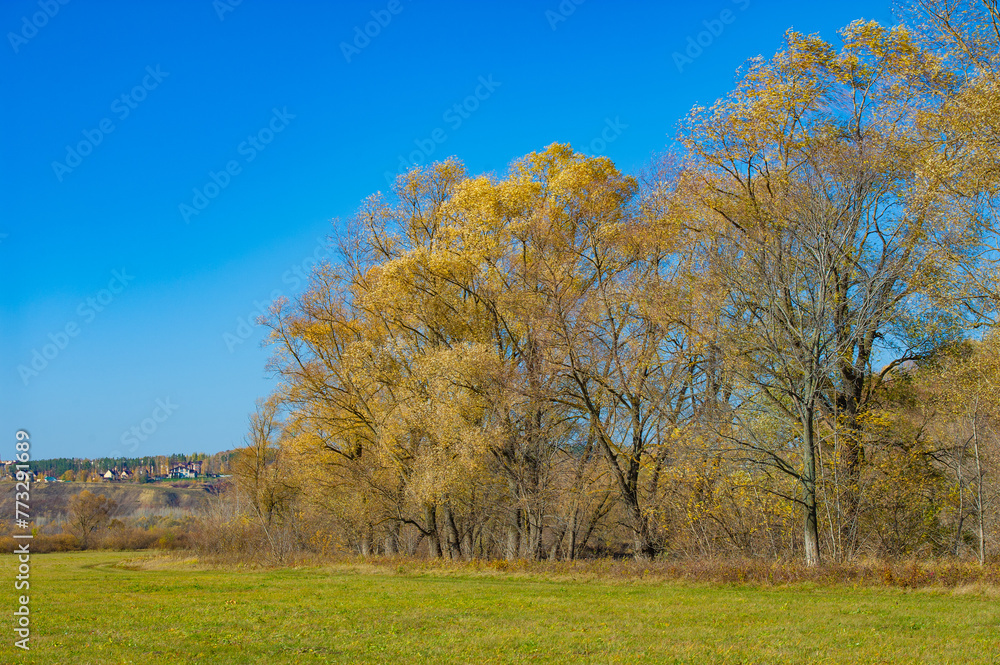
xmin=129 ymin=549 xmax=1000 ymax=591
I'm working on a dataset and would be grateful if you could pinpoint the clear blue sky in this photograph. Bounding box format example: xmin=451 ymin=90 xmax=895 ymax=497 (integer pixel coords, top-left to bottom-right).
xmin=2 ymin=0 xmax=893 ymax=460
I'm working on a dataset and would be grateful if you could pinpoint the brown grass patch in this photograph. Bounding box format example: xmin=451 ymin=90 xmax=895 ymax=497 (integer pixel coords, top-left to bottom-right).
xmin=112 ymin=549 xmax=1000 ymax=592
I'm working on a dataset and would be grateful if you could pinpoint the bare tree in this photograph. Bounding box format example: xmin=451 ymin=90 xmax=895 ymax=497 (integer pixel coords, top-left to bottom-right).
xmin=67 ymin=490 xmax=117 ymax=549
xmin=234 ymin=397 xmax=301 ymax=561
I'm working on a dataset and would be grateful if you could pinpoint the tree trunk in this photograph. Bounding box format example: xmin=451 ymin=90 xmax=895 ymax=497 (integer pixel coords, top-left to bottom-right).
xmin=548 ymin=515 xmax=569 ymax=561
xmin=973 ymin=405 xmax=986 ymax=565
xmin=424 ymin=504 xmax=440 ymax=558
xmin=578 ymin=494 xmax=611 ymax=557
xmin=802 ymin=407 xmax=821 ymax=566
xmin=953 ymin=443 xmax=967 ymax=557
xmin=525 ymin=508 xmax=542 ymax=561
xmin=442 ymin=502 xmax=461 ymax=560
xmin=622 ymin=490 xmax=655 ymax=559
xmin=593 ymin=412 xmax=656 ymax=559
xmin=409 ymin=531 xmax=425 ymax=556
xmin=505 ymin=507 xmax=522 ymax=561
xmin=462 ymin=526 xmax=473 ymax=561
xmin=359 ymin=529 xmax=371 ymax=558
xmin=566 ymin=509 xmax=578 ymax=561
xmin=836 ymin=341 xmax=870 ymax=557
xmin=384 ymin=522 xmax=400 ymax=555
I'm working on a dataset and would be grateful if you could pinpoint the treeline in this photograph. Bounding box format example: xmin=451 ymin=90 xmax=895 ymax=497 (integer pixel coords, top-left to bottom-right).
xmin=25 ymin=451 xmax=237 ymax=481
xmin=218 ymin=4 xmax=1000 ymax=565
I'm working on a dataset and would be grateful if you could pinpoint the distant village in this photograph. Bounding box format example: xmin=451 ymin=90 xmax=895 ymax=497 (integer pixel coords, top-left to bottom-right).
xmin=1 ymin=450 xmax=236 ymax=483
xmin=97 ymin=460 xmax=213 ymax=482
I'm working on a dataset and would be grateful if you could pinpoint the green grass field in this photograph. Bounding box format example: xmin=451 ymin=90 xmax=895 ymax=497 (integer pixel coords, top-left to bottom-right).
xmin=5 ymin=551 xmax=999 ymax=664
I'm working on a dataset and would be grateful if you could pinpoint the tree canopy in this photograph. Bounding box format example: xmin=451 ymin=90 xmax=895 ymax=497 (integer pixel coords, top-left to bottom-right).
xmin=232 ymin=7 xmax=1000 ymax=565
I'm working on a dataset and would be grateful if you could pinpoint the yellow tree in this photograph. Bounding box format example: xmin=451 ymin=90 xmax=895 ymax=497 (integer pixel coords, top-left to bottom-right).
xmin=431 ymin=145 xmax=621 ymax=559
xmin=899 ymin=335 xmax=1000 ymax=563
xmin=264 ymin=146 xmax=699 ymax=560
xmin=451 ymin=144 xmax=697 ymax=559
xmin=265 ymin=160 xmax=505 ymax=558
xmin=682 ymin=22 xmax=963 ymax=563
xmin=901 ymin=0 xmax=1000 ymax=320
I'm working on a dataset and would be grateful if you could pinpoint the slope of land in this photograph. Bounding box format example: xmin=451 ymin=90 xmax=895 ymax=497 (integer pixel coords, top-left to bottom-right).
xmin=0 ymin=481 xmax=213 ymax=521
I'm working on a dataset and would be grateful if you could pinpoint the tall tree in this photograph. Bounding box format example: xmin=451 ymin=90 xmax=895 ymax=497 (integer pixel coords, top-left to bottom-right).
xmin=682 ymin=22 xmax=963 ymax=563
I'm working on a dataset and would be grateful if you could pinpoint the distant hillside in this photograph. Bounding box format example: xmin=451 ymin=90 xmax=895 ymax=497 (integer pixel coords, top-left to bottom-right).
xmin=0 ymin=481 xmax=218 ymax=523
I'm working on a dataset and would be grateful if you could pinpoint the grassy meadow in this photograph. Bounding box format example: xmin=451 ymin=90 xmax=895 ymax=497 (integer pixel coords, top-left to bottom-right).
xmin=3 ymin=552 xmax=999 ymax=664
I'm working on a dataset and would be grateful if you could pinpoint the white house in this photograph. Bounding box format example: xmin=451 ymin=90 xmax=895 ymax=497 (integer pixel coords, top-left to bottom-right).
xmin=168 ymin=462 xmax=200 ymax=479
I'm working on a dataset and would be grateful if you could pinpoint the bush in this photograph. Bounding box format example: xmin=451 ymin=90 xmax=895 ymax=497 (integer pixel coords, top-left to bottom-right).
xmin=0 ymin=533 xmax=79 ymax=553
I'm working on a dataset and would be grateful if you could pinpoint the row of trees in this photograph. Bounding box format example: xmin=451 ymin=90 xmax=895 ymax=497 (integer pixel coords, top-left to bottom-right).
xmin=229 ymin=3 xmax=1000 ymax=565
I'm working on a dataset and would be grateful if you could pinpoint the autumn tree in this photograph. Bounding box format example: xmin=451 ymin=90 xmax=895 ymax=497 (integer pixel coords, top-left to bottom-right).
xmin=233 ymin=397 xmax=301 ymax=561
xmin=67 ymin=490 xmax=117 ymax=548
xmin=263 ymin=147 xmax=697 ymax=560
xmin=888 ymin=335 xmax=1000 ymax=562
xmin=432 ymin=146 xmax=647 ymax=558
xmin=681 ymin=22 xmax=965 ymax=563
xmin=533 ymin=151 xmax=699 ymax=559
xmin=250 ymin=14 xmax=1000 ymax=564
xmin=265 ymin=160 xmax=503 ymax=558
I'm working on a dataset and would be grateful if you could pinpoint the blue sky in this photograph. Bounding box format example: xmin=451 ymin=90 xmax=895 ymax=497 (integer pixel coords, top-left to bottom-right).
xmin=2 ymin=0 xmax=894 ymax=460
